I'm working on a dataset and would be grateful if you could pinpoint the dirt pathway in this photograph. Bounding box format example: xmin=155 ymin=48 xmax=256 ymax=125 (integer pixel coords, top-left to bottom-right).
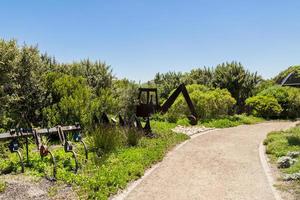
xmin=121 ymin=121 xmax=297 ymax=200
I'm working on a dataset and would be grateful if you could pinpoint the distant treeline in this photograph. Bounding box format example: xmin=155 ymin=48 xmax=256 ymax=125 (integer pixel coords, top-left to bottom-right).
xmin=0 ymin=39 xmax=299 ymax=130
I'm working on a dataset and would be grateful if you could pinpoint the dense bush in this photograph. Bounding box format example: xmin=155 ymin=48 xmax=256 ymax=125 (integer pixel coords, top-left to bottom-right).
xmin=42 ymin=73 xmax=93 ymax=127
xmin=0 ymin=39 xmax=139 ymax=130
xmin=166 ymin=84 xmax=236 ymax=122
xmin=258 ymin=86 xmax=300 ymax=118
xmin=212 ymin=61 xmax=261 ymax=112
xmin=155 ymin=62 xmax=261 ymax=113
xmin=91 ymin=126 xmax=127 ymax=156
xmin=245 ymin=95 xmax=282 ymax=118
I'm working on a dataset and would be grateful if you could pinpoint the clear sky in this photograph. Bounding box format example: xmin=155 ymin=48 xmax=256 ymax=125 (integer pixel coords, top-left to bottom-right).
xmin=1 ymin=0 xmax=300 ymax=82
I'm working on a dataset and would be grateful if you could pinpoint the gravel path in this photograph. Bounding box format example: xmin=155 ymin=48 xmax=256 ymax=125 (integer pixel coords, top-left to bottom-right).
xmin=122 ymin=121 xmax=298 ymax=200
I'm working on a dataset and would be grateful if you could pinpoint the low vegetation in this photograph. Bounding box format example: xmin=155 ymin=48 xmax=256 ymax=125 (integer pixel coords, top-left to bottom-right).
xmin=264 ymin=125 xmax=300 ymax=198
xmin=0 ymin=122 xmax=188 ymax=199
xmin=0 ymin=39 xmax=300 ymax=199
xmin=0 ymin=180 xmax=6 ymax=193
xmin=199 ymin=114 xmax=264 ymax=128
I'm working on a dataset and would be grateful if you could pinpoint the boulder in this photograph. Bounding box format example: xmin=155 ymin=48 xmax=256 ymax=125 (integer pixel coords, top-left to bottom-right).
xmin=277 ymin=156 xmax=297 ymax=168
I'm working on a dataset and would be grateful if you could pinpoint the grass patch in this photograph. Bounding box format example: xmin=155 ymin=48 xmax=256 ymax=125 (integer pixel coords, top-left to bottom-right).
xmin=199 ymin=114 xmax=264 ymax=128
xmin=264 ymin=125 xmax=300 ymax=198
xmin=0 ymin=121 xmax=188 ymax=199
xmin=264 ymin=126 xmax=300 ymax=162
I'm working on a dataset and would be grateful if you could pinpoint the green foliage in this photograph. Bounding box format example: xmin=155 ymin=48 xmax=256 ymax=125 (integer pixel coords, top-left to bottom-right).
xmin=253 ymin=79 xmax=276 ymax=95
xmin=154 ymin=71 xmax=184 ymax=100
xmin=91 ymin=126 xmax=126 ymax=156
xmin=153 ymin=61 xmax=261 ymax=114
xmin=0 ymin=39 xmax=139 ymax=130
xmin=182 ymin=67 xmax=214 ymax=86
xmin=111 ymin=79 xmax=139 ymax=118
xmin=42 ymin=73 xmax=93 ymax=127
xmin=0 ymin=122 xmax=187 ymax=199
xmin=213 ymin=61 xmax=261 ymax=112
xmin=64 ymin=59 xmax=113 ymax=95
xmin=258 ymin=86 xmax=300 ymax=118
xmin=200 ymin=114 xmax=264 ymax=128
xmin=126 ymin=128 xmax=143 ymax=147
xmin=264 ymin=126 xmax=300 ymax=174
xmin=245 ymin=95 xmax=282 ymax=118
xmin=0 ymin=180 xmax=6 ymax=193
xmin=167 ymin=84 xmax=236 ymax=122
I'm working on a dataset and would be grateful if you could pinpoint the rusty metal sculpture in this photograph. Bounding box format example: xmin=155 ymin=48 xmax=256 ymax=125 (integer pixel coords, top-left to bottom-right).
xmin=136 ymin=83 xmax=197 ymax=133
xmin=0 ymin=124 xmax=87 ymax=179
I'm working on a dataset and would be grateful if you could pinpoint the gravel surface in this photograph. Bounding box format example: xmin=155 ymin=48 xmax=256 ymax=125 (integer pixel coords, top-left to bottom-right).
xmin=172 ymin=125 xmax=214 ymax=136
xmin=123 ymin=121 xmax=298 ymax=200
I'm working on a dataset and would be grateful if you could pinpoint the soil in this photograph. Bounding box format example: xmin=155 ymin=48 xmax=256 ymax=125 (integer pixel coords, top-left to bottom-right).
xmin=0 ymin=174 xmax=78 ymax=200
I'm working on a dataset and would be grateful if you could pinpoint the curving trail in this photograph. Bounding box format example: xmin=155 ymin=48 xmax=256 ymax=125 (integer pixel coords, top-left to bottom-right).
xmin=121 ymin=121 xmax=297 ymax=200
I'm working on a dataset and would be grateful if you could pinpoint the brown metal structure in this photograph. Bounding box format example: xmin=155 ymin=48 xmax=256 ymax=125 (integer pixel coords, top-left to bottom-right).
xmin=136 ymin=83 xmax=197 ymax=125
xmin=0 ymin=124 xmax=87 ymax=179
xmin=280 ymin=72 xmax=300 ymax=87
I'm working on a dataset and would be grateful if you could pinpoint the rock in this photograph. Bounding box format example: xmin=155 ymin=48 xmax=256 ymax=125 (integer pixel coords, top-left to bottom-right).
xmin=277 ymin=156 xmax=297 ymax=168
xmin=283 ymin=172 xmax=300 ymax=181
xmin=287 ymin=151 xmax=300 ymax=158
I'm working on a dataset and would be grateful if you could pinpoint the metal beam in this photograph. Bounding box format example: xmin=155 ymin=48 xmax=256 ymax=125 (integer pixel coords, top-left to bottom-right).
xmin=0 ymin=125 xmax=80 ymax=141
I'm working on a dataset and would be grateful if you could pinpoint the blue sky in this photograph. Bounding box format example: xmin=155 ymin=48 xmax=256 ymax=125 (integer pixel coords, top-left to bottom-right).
xmin=1 ymin=0 xmax=300 ymax=81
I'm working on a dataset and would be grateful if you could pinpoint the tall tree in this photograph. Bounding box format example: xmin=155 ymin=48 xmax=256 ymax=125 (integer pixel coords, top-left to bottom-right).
xmin=213 ymin=61 xmax=261 ymax=112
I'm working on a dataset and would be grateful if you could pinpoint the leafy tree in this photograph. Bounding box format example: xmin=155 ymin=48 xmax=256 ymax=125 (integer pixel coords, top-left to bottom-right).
xmin=112 ymin=79 xmax=138 ymax=118
xmin=65 ymin=59 xmax=113 ymax=94
xmin=42 ymin=73 xmax=93 ymax=127
xmin=182 ymin=67 xmax=213 ymax=86
xmin=212 ymin=61 xmax=261 ymax=112
xmin=0 ymin=39 xmax=19 ymax=128
xmin=10 ymin=44 xmax=48 ymax=127
xmin=154 ymin=71 xmax=184 ymax=100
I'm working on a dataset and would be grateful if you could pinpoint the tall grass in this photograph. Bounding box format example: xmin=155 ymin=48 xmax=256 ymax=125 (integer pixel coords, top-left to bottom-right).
xmin=91 ymin=125 xmax=143 ymax=156
xmin=92 ymin=125 xmax=126 ymax=156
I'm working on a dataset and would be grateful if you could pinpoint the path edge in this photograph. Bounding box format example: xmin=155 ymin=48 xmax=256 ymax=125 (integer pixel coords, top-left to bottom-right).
xmin=259 ymin=142 xmax=282 ymax=200
xmin=111 ymin=128 xmax=218 ymax=200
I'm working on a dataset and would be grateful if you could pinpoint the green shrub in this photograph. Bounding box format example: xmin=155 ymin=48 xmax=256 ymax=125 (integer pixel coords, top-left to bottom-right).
xmin=245 ymin=95 xmax=282 ymax=118
xmin=91 ymin=126 xmax=126 ymax=156
xmin=126 ymin=128 xmax=142 ymax=147
xmin=167 ymin=84 xmax=236 ymax=122
xmin=258 ymin=86 xmax=300 ymax=118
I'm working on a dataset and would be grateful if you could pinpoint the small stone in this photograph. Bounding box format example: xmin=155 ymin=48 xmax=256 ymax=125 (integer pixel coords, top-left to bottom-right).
xmin=277 ymin=156 xmax=297 ymax=168
xmin=283 ymin=172 xmax=300 ymax=181
xmin=287 ymin=151 xmax=300 ymax=158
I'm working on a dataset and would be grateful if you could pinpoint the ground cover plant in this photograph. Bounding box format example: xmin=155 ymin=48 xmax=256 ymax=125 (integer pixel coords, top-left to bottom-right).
xmin=0 ymin=122 xmax=188 ymax=199
xmin=199 ymin=114 xmax=264 ymax=128
xmin=264 ymin=125 xmax=300 ymax=198
xmin=0 ymin=180 xmax=6 ymax=193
